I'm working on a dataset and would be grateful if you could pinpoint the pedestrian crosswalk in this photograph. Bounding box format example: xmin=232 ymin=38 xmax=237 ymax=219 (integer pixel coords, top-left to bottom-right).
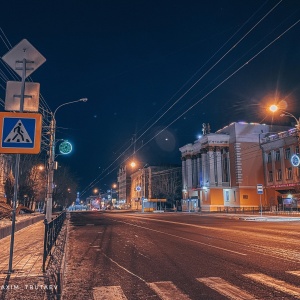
xmin=244 ymin=273 xmax=300 ymax=299
xmin=197 ymin=277 xmax=255 ymax=300
xmin=92 ymin=270 xmax=300 ymax=300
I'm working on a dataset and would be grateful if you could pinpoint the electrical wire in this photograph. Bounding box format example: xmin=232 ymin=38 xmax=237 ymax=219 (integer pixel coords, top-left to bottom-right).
xmin=81 ymin=5 xmax=300 ymax=196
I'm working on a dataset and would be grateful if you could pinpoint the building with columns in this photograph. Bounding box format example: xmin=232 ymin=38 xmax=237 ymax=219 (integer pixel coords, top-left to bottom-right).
xmin=179 ymin=122 xmax=287 ymax=211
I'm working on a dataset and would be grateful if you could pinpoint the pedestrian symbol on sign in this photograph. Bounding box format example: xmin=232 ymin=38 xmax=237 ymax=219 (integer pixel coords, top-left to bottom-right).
xmin=4 ymin=120 xmax=32 ymax=143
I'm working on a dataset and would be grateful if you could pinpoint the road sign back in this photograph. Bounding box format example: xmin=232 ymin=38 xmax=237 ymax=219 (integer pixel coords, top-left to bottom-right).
xmin=0 ymin=112 xmax=42 ymax=154
xmin=257 ymin=184 xmax=263 ymax=195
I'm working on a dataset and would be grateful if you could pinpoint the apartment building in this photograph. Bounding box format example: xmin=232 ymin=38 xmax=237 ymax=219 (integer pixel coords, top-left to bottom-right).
xmin=130 ymin=165 xmax=181 ymax=211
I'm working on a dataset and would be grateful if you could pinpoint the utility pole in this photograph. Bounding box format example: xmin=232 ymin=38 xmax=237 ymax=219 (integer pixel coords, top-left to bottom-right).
xmin=45 ymin=118 xmax=56 ymax=222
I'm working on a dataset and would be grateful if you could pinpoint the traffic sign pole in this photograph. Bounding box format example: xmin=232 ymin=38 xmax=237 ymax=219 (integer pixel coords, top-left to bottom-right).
xmin=2 ymin=40 xmax=45 ymax=274
xmin=257 ymin=184 xmax=263 ymax=217
xmin=8 ymin=59 xmax=26 ymax=273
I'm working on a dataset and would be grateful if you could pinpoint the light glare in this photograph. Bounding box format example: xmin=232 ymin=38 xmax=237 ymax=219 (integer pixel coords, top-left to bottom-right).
xmin=269 ymin=104 xmax=278 ymax=113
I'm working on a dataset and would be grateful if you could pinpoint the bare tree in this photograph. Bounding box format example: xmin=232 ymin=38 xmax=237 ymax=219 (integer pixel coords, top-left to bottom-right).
xmin=17 ymin=155 xmax=47 ymax=210
xmin=52 ymin=164 xmax=78 ymax=210
xmin=151 ymin=167 xmax=182 ymax=208
xmin=4 ymin=171 xmax=14 ymax=206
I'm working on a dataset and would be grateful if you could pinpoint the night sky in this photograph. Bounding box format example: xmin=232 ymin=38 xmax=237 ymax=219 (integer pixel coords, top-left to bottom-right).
xmin=1 ymin=0 xmax=300 ymax=196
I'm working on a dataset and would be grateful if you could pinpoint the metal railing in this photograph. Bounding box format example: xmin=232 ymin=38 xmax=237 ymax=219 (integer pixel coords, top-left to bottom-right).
xmin=43 ymin=211 xmax=66 ymax=272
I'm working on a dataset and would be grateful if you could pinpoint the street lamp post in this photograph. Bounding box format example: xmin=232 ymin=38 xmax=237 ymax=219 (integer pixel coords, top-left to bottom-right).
xmin=269 ymin=104 xmax=300 ymax=130
xmin=45 ymin=98 xmax=87 ymax=222
xmin=142 ymin=169 xmax=145 ymax=213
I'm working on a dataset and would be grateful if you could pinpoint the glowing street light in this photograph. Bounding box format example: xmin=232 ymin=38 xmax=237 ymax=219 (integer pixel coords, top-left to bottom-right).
xmin=130 ymin=161 xmax=137 ymax=168
xmin=269 ymin=104 xmax=300 ymax=130
xmin=38 ymin=165 xmax=45 ymax=171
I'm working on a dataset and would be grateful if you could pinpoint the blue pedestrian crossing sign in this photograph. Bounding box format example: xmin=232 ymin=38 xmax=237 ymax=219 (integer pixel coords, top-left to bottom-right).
xmin=0 ymin=112 xmax=42 ymax=154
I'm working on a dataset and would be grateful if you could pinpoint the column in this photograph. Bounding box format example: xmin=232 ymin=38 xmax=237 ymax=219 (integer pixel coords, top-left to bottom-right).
xmin=201 ymin=149 xmax=208 ymax=186
xmin=181 ymin=157 xmax=187 ymax=189
xmin=192 ymin=155 xmax=198 ymax=188
xmin=196 ymin=153 xmax=201 ymax=187
xmin=208 ymin=146 xmax=215 ymax=186
xmin=186 ymin=155 xmax=193 ymax=189
xmin=215 ymin=147 xmax=222 ymax=185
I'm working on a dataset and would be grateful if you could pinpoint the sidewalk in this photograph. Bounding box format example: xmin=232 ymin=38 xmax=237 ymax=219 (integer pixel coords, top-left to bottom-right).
xmin=0 ymin=220 xmax=51 ymax=299
xmin=203 ymin=211 xmax=300 ymax=222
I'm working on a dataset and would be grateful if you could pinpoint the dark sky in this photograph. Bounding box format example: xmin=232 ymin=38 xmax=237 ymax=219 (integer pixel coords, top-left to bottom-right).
xmin=1 ymin=0 xmax=300 ymax=195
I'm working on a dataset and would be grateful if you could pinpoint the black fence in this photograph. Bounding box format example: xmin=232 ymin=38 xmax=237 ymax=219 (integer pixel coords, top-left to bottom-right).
xmin=43 ymin=211 xmax=66 ymax=272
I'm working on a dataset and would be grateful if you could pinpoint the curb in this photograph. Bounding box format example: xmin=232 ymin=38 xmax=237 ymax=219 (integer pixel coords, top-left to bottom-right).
xmin=0 ymin=214 xmax=45 ymax=239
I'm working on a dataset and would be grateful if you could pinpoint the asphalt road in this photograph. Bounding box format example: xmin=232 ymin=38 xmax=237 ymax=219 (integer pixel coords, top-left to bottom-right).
xmin=63 ymin=212 xmax=300 ymax=300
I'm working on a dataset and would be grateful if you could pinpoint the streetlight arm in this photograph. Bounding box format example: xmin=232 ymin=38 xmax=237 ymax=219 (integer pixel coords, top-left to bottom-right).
xmin=53 ymin=98 xmax=88 ymax=118
xmin=280 ymin=110 xmax=300 ymax=130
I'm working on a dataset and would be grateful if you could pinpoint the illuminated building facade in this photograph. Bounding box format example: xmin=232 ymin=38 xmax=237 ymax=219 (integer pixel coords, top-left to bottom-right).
xmin=130 ymin=165 xmax=181 ymax=211
xmin=117 ymin=165 xmax=132 ymax=207
xmin=179 ymin=122 xmax=287 ymax=211
xmin=260 ymin=128 xmax=300 ymax=210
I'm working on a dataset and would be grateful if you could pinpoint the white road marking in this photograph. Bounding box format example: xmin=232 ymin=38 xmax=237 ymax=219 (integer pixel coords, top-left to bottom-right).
xmin=287 ymin=270 xmax=300 ymax=277
xmin=93 ymin=286 xmax=127 ymax=300
xmin=148 ymin=281 xmax=191 ymax=300
xmin=117 ymin=220 xmax=246 ymax=256
xmin=197 ymin=277 xmax=256 ymax=300
xmin=101 ymin=251 xmax=147 ymax=283
xmin=244 ymin=273 xmax=300 ymax=299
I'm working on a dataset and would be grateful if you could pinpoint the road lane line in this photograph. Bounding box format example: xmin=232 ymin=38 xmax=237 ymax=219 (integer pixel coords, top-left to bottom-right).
xmin=244 ymin=273 xmax=300 ymax=299
xmin=93 ymin=286 xmax=127 ymax=300
xmin=117 ymin=220 xmax=246 ymax=256
xmin=287 ymin=270 xmax=300 ymax=277
xmin=101 ymin=251 xmax=147 ymax=283
xmin=197 ymin=277 xmax=255 ymax=300
xmin=148 ymin=281 xmax=191 ymax=300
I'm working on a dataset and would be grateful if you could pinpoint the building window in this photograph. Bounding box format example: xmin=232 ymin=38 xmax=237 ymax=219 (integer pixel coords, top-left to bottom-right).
xmin=286 ymin=167 xmax=293 ymax=180
xmin=285 ymin=148 xmax=291 ymax=160
xmin=276 ymin=169 xmax=282 ymax=181
xmin=275 ymin=150 xmax=280 ymax=161
xmin=243 ymin=195 xmax=248 ymax=199
xmin=268 ymin=170 xmax=273 ymax=182
xmin=267 ymin=152 xmax=272 ymax=163
xmin=222 ymin=155 xmax=229 ymax=183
